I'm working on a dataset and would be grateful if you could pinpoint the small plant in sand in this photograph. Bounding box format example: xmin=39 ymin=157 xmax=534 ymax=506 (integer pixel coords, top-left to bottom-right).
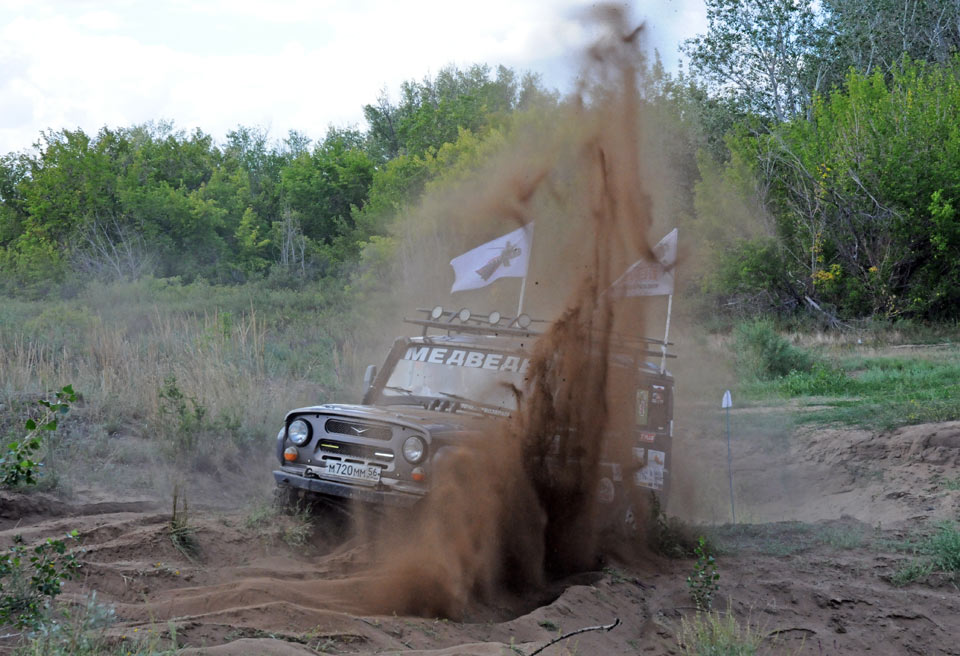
xmin=687 ymin=536 xmax=720 ymax=611
xmin=929 ymin=521 xmax=960 ymax=573
xmin=889 ymin=522 xmax=960 ymax=586
xmin=0 ymin=531 xmax=81 ymax=630
xmin=677 ymin=609 xmax=763 ymax=656
xmin=940 ymin=476 xmax=960 ymax=491
xmin=168 ymin=486 xmax=198 ymax=559
xmin=1 ymin=384 xmax=76 ymax=489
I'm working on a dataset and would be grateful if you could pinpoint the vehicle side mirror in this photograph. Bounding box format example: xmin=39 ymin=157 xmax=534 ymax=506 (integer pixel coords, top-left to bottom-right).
xmin=362 ymin=364 xmax=377 ymax=394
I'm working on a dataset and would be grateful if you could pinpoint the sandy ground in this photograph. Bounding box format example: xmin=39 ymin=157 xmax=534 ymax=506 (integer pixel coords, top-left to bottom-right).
xmin=2 ymin=416 xmax=960 ymax=655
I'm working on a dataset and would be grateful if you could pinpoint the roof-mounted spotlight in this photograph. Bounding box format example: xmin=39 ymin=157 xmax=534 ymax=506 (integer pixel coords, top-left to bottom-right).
xmin=458 ymin=308 xmax=472 ymax=323
xmin=488 ymin=311 xmax=501 ymax=326
xmin=517 ymin=313 xmax=532 ymax=329
xmin=430 ymin=305 xmax=444 ymax=320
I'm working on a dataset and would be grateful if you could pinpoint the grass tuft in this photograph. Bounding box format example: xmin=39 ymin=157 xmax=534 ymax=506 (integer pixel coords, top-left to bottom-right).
xmin=676 ymin=610 xmax=763 ymax=656
xmin=168 ymin=486 xmax=198 ymax=560
xmin=928 ymin=522 xmax=960 ymax=572
xmin=887 ymin=522 xmax=960 ymax=586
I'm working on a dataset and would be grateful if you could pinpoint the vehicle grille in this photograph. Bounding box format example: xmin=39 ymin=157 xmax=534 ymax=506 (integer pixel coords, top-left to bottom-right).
xmin=315 ymin=439 xmax=394 ymax=463
xmin=324 ymin=418 xmax=393 ymax=441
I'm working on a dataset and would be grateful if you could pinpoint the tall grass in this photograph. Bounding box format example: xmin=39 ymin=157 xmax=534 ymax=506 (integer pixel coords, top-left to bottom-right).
xmin=0 ymin=278 xmax=381 ymax=474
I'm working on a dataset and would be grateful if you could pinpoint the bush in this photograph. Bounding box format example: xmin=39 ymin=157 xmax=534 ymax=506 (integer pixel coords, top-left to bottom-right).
xmin=1 ymin=385 xmax=76 ymax=489
xmin=0 ymin=532 xmax=81 ymax=630
xmin=687 ymin=537 xmax=720 ymax=611
xmin=733 ymin=320 xmax=813 ymax=380
xmin=13 ymin=593 xmax=180 ymax=655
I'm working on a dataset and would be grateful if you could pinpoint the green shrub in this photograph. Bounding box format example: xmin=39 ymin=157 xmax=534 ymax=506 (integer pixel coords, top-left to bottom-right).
xmin=733 ymin=320 xmax=814 ymax=380
xmin=0 ymin=532 xmax=81 ymax=629
xmin=13 ymin=593 xmax=180 ymax=655
xmin=1 ymin=385 xmax=76 ymax=489
xmin=687 ymin=537 xmax=720 ymax=612
xmin=156 ymin=376 xmax=206 ymax=459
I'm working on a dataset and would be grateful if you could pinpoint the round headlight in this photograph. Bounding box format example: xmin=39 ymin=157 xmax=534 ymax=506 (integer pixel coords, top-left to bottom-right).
xmin=402 ymin=436 xmax=426 ymax=464
xmin=288 ymin=419 xmax=310 ymax=446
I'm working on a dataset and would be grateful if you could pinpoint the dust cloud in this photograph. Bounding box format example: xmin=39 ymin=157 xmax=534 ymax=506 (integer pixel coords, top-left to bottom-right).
xmin=356 ymin=5 xmax=662 ymax=618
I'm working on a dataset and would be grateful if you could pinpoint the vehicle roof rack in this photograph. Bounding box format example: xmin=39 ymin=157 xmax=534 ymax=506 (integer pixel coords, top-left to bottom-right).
xmin=405 ymin=306 xmax=543 ymax=338
xmin=405 ymin=306 xmax=676 ymax=360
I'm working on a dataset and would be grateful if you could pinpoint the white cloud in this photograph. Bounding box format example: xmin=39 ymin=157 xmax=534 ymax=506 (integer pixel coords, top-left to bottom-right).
xmin=75 ymin=9 xmax=123 ymax=31
xmin=0 ymin=0 xmax=706 ymax=155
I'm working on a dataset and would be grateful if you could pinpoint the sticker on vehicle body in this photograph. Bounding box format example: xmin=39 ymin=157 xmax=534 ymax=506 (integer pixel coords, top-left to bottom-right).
xmin=636 ymin=388 xmax=649 ymax=426
xmin=634 ymin=449 xmax=665 ymax=490
xmin=403 ymin=346 xmax=530 ymax=374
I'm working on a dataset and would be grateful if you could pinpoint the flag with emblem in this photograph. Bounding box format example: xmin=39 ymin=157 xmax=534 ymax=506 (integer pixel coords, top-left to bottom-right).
xmin=610 ymin=228 xmax=677 ymax=297
xmin=449 ymin=223 xmax=534 ymax=293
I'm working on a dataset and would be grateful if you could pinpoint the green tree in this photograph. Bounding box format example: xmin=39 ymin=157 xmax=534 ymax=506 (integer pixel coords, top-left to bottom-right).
xmin=710 ymin=58 xmax=960 ymax=319
xmin=818 ymin=0 xmax=960 ymax=91
xmin=280 ymin=129 xmax=374 ymax=250
xmin=683 ymin=0 xmax=823 ymax=122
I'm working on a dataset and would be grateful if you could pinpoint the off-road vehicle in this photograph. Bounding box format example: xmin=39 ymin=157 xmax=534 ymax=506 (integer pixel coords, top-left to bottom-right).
xmin=273 ymin=307 xmax=674 ymax=517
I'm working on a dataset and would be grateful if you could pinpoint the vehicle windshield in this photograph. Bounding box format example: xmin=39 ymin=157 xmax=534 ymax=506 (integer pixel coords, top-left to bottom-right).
xmin=380 ymin=343 xmax=529 ymax=413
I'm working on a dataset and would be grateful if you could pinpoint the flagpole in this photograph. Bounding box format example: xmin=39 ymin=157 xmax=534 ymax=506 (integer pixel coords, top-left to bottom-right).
xmin=516 ymin=222 xmax=533 ymax=316
xmin=660 ymin=293 xmax=673 ymax=374
xmin=517 ymin=275 xmax=528 ymax=316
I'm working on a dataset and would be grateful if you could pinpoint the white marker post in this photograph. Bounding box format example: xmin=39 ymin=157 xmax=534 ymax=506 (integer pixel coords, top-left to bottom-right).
xmin=722 ymin=390 xmax=736 ymax=524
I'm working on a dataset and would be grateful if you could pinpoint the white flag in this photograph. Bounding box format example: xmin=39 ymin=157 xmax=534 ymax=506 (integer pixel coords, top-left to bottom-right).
xmin=449 ymin=223 xmax=533 ymax=293
xmin=611 ymin=228 xmax=677 ymax=297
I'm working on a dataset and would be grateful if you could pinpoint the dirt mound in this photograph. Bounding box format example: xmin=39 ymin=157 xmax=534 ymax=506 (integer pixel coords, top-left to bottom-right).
xmin=673 ymin=414 xmax=960 ymax=526
xmin=0 ymin=490 xmax=155 ymax=528
xmin=4 ymin=411 xmax=960 ymax=654
xmin=6 ymin=497 xmax=960 ymax=654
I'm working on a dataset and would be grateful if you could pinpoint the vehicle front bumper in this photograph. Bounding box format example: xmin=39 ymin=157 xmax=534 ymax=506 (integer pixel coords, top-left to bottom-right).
xmin=272 ymin=470 xmax=423 ymax=508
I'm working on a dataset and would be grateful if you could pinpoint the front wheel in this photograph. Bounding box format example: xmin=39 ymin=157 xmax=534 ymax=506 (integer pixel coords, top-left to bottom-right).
xmin=273 ymin=484 xmax=305 ymax=514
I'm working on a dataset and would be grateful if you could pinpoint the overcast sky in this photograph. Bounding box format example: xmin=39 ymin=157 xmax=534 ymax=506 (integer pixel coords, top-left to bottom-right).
xmin=0 ymin=0 xmax=707 ymax=156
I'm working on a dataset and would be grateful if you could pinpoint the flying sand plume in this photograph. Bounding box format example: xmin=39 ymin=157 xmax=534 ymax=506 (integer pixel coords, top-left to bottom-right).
xmin=354 ymin=3 xmax=660 ymax=617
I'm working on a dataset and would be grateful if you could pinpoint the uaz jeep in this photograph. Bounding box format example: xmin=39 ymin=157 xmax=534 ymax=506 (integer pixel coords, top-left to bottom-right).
xmin=273 ymin=307 xmax=674 ymax=515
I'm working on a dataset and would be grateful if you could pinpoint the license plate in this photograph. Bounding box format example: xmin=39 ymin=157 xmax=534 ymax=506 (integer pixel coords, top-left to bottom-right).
xmin=321 ymin=461 xmax=381 ymax=483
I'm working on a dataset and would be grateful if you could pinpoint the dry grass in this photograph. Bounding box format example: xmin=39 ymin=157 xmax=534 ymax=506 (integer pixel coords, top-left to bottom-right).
xmin=2 ymin=309 xmax=286 ymax=451
xmin=0 ymin=279 xmax=375 ymax=492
